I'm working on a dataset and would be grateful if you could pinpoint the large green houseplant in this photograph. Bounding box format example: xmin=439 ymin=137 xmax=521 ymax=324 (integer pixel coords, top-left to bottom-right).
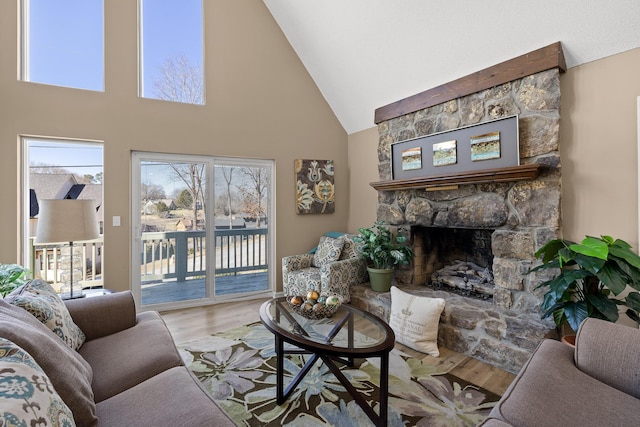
xmin=0 ymin=263 xmax=30 ymax=297
xmin=355 ymin=222 xmax=415 ymax=292
xmin=531 ymin=235 xmax=640 ymax=333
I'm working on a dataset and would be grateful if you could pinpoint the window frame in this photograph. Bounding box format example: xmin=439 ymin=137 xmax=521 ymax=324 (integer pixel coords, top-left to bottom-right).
xmin=131 ymin=151 xmax=276 ymax=310
xmin=21 ymin=136 xmax=105 ymax=284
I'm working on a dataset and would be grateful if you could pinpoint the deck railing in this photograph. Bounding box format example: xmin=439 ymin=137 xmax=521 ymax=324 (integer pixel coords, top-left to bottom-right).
xmin=29 ymin=228 xmax=268 ymax=286
xmin=30 ymin=237 xmax=103 ymax=286
xmin=140 ymin=228 xmax=268 ymax=283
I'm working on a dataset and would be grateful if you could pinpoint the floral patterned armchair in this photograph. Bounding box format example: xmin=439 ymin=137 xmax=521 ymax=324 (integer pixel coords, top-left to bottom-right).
xmin=282 ymin=233 xmax=368 ymax=303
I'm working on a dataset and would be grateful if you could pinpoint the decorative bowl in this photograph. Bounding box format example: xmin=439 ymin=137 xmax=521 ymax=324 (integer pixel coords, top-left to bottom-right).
xmin=287 ymin=296 xmax=342 ymax=319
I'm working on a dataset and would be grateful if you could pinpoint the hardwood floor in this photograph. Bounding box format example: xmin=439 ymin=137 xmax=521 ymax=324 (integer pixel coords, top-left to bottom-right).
xmin=160 ymin=297 xmax=516 ymax=396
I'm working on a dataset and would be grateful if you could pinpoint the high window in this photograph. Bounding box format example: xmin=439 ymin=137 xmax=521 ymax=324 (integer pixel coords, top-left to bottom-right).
xmin=139 ymin=0 xmax=204 ymax=104
xmin=21 ymin=0 xmax=104 ymax=91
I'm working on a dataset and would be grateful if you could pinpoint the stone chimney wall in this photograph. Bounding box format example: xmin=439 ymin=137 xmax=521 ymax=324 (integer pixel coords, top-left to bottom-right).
xmin=355 ymin=68 xmax=564 ymax=373
xmin=376 ymin=68 xmax=562 ymax=314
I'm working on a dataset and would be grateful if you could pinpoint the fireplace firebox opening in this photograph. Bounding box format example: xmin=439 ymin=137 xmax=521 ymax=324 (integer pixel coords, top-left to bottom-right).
xmin=414 ymin=227 xmax=495 ymax=299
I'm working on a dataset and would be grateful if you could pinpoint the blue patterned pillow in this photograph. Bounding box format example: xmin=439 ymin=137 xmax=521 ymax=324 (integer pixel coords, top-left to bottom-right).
xmin=312 ymin=236 xmax=344 ymax=267
xmin=0 ymin=337 xmax=76 ymax=426
xmin=5 ymin=279 xmax=86 ymax=350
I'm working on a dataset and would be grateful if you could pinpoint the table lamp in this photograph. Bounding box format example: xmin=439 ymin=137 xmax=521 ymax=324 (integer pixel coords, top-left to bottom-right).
xmin=35 ymin=199 xmax=100 ymax=299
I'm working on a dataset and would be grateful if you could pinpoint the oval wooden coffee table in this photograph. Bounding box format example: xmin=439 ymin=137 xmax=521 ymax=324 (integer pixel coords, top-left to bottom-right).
xmin=260 ymin=297 xmax=395 ymax=427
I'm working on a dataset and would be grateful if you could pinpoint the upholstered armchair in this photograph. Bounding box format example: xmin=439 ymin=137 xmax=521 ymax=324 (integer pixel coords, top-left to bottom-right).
xmin=282 ymin=233 xmax=368 ymax=303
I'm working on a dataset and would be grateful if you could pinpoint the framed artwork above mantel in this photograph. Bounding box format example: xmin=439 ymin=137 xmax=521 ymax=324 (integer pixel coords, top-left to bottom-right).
xmin=391 ymin=115 xmax=520 ymax=180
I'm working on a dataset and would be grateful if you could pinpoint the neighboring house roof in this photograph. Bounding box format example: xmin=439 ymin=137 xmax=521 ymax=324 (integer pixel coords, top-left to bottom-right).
xmin=143 ymin=200 xmax=157 ymax=215
xmin=214 ymin=216 xmax=246 ymax=229
xmin=30 ymin=173 xmax=104 ymax=222
xmin=76 ymin=183 xmax=102 ymax=203
xmin=177 ymin=218 xmax=193 ymax=228
xmin=176 ymin=218 xmax=206 ymax=231
xmin=30 ymin=173 xmax=76 ymax=201
xmin=154 ymin=199 xmax=176 ymax=208
xmin=76 ymin=184 xmax=104 ymax=222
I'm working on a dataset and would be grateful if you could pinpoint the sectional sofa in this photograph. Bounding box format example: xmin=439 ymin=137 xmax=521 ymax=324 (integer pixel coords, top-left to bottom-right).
xmin=481 ymin=317 xmax=640 ymax=427
xmin=0 ymin=280 xmax=232 ymax=426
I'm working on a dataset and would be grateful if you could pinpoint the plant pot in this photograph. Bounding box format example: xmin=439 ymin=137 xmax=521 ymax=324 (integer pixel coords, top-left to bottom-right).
xmin=367 ymin=267 xmax=394 ymax=292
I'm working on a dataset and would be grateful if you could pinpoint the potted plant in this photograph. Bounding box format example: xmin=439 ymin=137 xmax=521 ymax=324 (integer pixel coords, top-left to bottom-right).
xmin=531 ymin=235 xmax=640 ymax=339
xmin=355 ymin=222 xmax=415 ymax=292
xmin=0 ymin=263 xmax=30 ymax=297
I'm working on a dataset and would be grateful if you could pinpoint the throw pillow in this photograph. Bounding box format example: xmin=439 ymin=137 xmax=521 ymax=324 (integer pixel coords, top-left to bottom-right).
xmin=308 ymin=232 xmax=346 ymax=254
xmin=5 ymin=279 xmax=86 ymax=350
xmin=389 ymin=286 xmax=445 ymax=356
xmin=338 ymin=234 xmax=361 ymax=260
xmin=0 ymin=337 xmax=76 ymax=427
xmin=312 ymin=236 xmax=344 ymax=267
xmin=0 ymin=299 xmax=96 ymax=426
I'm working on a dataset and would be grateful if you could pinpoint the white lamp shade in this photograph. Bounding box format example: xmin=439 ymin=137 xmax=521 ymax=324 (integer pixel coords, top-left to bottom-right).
xmin=36 ymin=199 xmax=100 ymax=243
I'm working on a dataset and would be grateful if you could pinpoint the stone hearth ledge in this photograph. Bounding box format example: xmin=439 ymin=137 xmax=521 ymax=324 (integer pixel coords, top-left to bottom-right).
xmin=350 ymin=282 xmax=558 ymax=374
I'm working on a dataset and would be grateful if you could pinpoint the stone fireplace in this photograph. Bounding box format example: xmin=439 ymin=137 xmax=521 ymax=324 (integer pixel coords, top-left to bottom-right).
xmin=350 ymin=44 xmax=566 ymax=373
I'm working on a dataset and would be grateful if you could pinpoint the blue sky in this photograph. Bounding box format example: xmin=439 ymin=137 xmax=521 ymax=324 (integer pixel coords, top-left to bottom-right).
xmin=140 ymin=0 xmax=203 ymax=97
xmin=27 ymin=0 xmax=203 ymax=96
xmin=27 ymin=0 xmax=103 ymax=90
xmin=28 ymin=0 xmax=203 ymax=176
xmin=29 ymin=140 xmax=104 ymax=179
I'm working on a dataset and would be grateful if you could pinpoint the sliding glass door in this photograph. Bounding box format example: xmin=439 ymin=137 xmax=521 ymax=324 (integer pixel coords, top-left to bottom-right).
xmin=132 ymin=152 xmax=273 ymax=309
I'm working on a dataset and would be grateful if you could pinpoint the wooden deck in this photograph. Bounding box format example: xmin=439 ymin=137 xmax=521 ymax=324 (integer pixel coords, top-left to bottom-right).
xmin=141 ymin=271 xmax=269 ymax=305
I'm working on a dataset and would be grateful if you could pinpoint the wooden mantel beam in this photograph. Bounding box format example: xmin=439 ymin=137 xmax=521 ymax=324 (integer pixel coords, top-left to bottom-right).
xmin=369 ymin=164 xmax=542 ymax=192
xmin=374 ymin=42 xmax=566 ymax=124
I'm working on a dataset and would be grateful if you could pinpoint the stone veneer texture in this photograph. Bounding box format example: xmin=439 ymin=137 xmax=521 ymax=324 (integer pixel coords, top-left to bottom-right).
xmin=365 ymin=68 xmax=563 ymax=373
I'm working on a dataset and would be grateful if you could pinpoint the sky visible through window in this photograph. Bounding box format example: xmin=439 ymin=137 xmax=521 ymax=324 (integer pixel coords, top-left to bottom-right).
xmin=25 ymin=0 xmax=104 ymax=90
xmin=140 ymin=0 xmax=204 ymax=102
xmin=25 ymin=0 xmax=203 ymax=98
xmin=29 ymin=141 xmax=103 ymax=180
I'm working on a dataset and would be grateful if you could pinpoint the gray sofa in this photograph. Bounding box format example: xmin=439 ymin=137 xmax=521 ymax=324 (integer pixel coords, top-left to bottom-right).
xmin=0 ymin=289 xmax=233 ymax=426
xmin=481 ymin=317 xmax=640 ymax=427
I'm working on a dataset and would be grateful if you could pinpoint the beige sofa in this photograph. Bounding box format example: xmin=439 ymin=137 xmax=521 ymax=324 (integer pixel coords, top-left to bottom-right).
xmin=481 ymin=317 xmax=640 ymax=427
xmin=0 ymin=289 xmax=233 ymax=426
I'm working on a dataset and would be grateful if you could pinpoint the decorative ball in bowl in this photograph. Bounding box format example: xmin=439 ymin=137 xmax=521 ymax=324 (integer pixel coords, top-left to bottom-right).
xmin=287 ymin=290 xmax=342 ymax=319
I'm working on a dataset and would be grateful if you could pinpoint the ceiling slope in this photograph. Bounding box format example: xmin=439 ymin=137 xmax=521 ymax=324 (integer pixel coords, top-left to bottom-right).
xmin=263 ymin=0 xmax=640 ymax=134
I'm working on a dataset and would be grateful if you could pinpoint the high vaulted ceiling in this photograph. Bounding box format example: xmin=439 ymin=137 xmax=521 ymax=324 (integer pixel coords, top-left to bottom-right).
xmin=263 ymin=0 xmax=640 ymax=134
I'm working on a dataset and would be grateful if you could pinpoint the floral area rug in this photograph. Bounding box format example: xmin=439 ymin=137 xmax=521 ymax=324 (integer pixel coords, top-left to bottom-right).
xmin=178 ymin=322 xmax=500 ymax=426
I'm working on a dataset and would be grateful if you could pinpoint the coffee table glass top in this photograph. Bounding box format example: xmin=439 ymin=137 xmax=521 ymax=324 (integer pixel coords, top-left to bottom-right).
xmin=261 ymin=297 xmax=393 ymax=352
